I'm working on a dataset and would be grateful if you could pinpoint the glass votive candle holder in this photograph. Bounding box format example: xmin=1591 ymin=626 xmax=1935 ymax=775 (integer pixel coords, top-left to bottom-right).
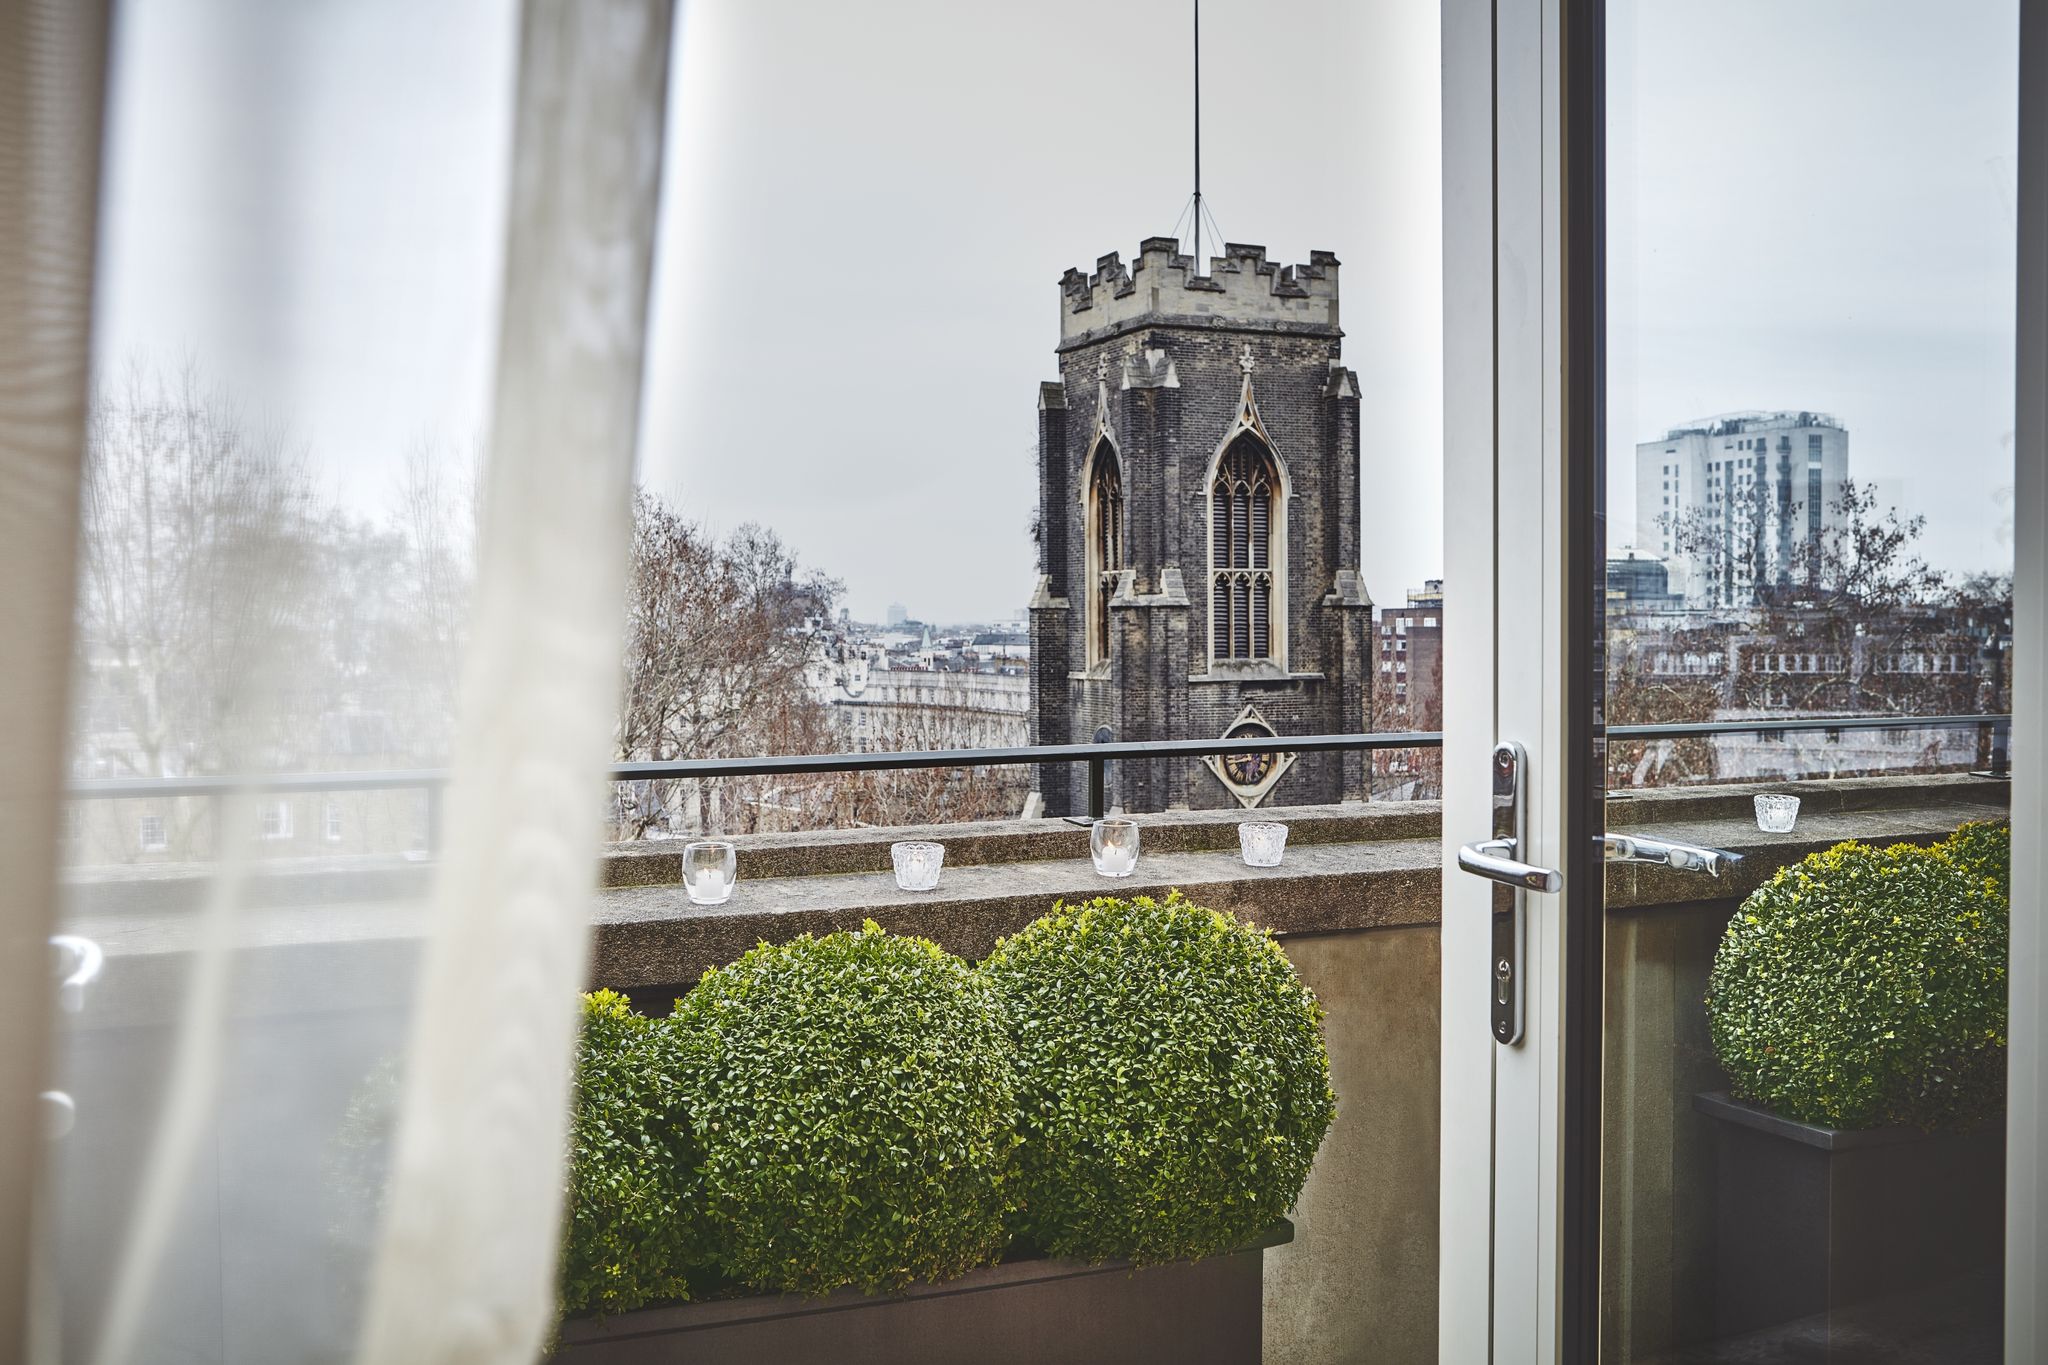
xmin=891 ymin=840 xmax=945 ymax=892
xmin=1090 ymin=816 xmax=1140 ymax=878
xmin=1239 ymin=821 xmax=1289 ymax=867
xmin=682 ymin=840 xmax=737 ymax=905
xmin=1753 ymin=793 xmax=1801 ymax=833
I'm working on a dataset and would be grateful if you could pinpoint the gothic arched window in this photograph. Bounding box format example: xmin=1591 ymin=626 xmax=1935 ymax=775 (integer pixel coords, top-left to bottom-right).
xmin=1210 ymin=433 xmax=1280 ymax=661
xmin=1085 ymin=444 xmax=1123 ymax=668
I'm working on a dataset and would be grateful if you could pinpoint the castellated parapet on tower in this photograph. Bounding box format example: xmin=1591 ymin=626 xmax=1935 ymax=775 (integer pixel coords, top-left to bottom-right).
xmin=1058 ymin=238 xmax=1341 ymax=348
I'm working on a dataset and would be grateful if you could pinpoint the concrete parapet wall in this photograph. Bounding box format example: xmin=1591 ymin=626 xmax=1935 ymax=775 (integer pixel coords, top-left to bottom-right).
xmin=49 ymin=775 xmax=2007 ymax=1365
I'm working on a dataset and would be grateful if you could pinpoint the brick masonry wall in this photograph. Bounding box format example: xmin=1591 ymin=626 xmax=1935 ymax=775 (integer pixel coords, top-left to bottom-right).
xmin=1029 ymin=252 xmax=1372 ymax=816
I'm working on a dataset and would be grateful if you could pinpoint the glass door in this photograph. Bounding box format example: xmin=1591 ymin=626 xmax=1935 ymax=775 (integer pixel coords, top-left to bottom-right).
xmin=1595 ymin=2 xmax=2025 ymax=1362
xmin=1442 ymin=2 xmax=2042 ymax=1361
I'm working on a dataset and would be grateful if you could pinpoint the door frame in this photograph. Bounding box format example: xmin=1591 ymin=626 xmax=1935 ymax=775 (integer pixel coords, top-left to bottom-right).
xmin=1446 ymin=1 xmax=2048 ymax=1362
xmin=1439 ymin=0 xmax=1599 ymax=1358
xmin=1434 ymin=0 xmax=1499 ymax=1346
xmin=2010 ymin=3 xmax=2047 ymax=1357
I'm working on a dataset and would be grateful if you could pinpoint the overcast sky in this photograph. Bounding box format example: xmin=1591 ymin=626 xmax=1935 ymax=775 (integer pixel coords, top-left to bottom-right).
xmin=1608 ymin=0 xmax=2019 ymax=575
xmin=637 ymin=0 xmax=1445 ymax=622
xmin=93 ymin=0 xmax=2017 ymax=625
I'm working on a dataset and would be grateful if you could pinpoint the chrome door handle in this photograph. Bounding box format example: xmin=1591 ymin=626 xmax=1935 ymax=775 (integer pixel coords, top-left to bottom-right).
xmin=50 ymin=934 xmax=103 ymax=1014
xmin=1457 ymin=837 xmax=1564 ymax=893
xmin=1601 ymin=833 xmax=1740 ymax=878
xmin=1453 ymin=743 xmax=1563 ymax=1047
xmin=41 ymin=1090 xmax=76 ymax=1140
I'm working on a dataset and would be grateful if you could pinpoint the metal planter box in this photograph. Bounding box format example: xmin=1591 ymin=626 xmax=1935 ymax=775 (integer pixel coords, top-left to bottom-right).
xmin=551 ymin=1223 xmax=1290 ymax=1365
xmin=1695 ymin=1091 xmax=2003 ymax=1341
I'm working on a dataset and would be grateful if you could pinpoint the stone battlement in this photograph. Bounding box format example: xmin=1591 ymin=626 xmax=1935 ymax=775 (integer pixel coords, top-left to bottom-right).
xmin=1058 ymin=238 xmax=1340 ymax=346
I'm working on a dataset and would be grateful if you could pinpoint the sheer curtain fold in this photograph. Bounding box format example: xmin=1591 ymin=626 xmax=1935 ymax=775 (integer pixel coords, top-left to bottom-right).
xmin=19 ymin=1 xmax=676 ymax=1362
xmin=354 ymin=2 xmax=675 ymax=1359
xmin=0 ymin=1 xmax=111 ymax=1359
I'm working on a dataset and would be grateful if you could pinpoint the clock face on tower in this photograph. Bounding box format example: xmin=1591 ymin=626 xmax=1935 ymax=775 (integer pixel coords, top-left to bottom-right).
xmin=1203 ymin=705 xmax=1298 ymax=808
xmin=1221 ymin=724 xmax=1276 ymax=788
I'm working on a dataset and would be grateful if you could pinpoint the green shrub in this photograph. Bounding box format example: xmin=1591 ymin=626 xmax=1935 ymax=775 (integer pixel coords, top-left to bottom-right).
xmin=560 ymin=990 xmax=706 ymax=1317
xmin=978 ymin=892 xmax=1336 ymax=1265
xmin=674 ymin=923 xmax=1018 ymax=1296
xmin=1706 ymin=839 xmax=2007 ymax=1131
xmin=1942 ymin=819 xmax=2011 ymax=902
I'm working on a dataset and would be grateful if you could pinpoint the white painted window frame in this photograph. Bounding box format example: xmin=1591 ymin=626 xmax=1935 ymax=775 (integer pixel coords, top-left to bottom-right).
xmin=1443 ymin=2 xmax=2048 ymax=1362
xmin=2007 ymin=3 xmax=2045 ymax=1357
xmin=1440 ymin=0 xmax=1569 ymax=1359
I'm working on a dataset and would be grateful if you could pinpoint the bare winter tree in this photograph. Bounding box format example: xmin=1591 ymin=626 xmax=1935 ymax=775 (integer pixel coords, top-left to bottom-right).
xmin=378 ymin=444 xmax=478 ymax=758
xmin=75 ymin=362 xmax=323 ymax=783
xmin=1663 ymin=480 xmax=1946 ymax=615
xmin=1410 ymin=647 xmax=1444 ymax=799
xmin=1604 ymin=623 xmax=1724 ymax=788
xmin=1723 ymin=482 xmax=1958 ymax=715
xmin=817 ymin=671 xmax=1032 ymax=827
xmin=612 ymin=492 xmax=841 ymax=837
xmin=1951 ymin=570 xmax=2016 ymax=767
xmin=1368 ymin=648 xmax=1444 ymax=801
xmin=1616 ymin=479 xmax=2013 ymax=786
xmin=1667 ymin=474 xmax=1781 ymax=610
xmin=70 ymin=362 xmax=482 ymax=860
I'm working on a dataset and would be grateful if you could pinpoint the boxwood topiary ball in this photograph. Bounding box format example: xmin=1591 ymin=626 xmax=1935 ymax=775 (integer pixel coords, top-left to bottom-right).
xmin=978 ymin=891 xmax=1336 ymax=1265
xmin=673 ymin=922 xmax=1019 ymax=1297
xmin=560 ymin=989 xmax=707 ymax=1318
xmin=1706 ymin=839 xmax=2008 ymax=1131
xmin=1942 ymin=819 xmax=2011 ymax=902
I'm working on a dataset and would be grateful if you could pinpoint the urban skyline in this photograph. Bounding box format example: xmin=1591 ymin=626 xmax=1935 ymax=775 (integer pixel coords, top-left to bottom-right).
xmin=89 ymin=0 xmax=2016 ymax=625
xmin=19 ymin=10 xmax=2034 ymax=1365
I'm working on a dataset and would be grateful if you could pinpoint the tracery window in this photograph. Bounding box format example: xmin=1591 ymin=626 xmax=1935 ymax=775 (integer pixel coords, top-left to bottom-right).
xmin=1210 ymin=434 xmax=1279 ymax=661
xmin=1085 ymin=446 xmax=1123 ymax=667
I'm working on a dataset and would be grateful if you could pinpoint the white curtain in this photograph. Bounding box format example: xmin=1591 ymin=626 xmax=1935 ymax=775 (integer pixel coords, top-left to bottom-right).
xmin=1 ymin=2 xmax=112 ymax=1360
xmin=14 ymin=2 xmax=676 ymax=1363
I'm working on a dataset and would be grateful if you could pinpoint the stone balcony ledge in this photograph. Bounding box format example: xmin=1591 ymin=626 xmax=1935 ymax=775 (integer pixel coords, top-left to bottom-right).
xmin=53 ymin=774 xmax=2007 ymax=989
xmin=591 ymin=773 xmax=2008 ymax=992
xmin=597 ymin=800 xmax=1439 ymax=887
xmin=595 ymin=831 xmax=1441 ymax=991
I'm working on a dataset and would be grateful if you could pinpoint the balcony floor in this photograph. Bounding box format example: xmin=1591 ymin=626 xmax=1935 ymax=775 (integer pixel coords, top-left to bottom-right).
xmin=1641 ymin=1268 xmax=2000 ymax=1364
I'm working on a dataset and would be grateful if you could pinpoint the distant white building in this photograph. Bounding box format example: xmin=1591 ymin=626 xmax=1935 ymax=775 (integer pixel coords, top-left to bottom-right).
xmin=829 ymin=666 xmax=1030 ymax=753
xmin=968 ymin=631 xmax=1030 ymax=663
xmin=1708 ymin=714 xmax=1978 ymax=784
xmin=886 ymin=601 xmax=909 ymax=627
xmin=805 ymin=629 xmax=875 ymax=702
xmin=1636 ymin=411 xmax=1849 ymax=607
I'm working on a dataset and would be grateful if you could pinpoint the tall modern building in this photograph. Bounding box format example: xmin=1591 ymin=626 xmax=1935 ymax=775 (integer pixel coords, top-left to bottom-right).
xmin=1635 ymin=411 xmax=1849 ymax=607
xmin=1028 ymin=238 xmax=1374 ymax=815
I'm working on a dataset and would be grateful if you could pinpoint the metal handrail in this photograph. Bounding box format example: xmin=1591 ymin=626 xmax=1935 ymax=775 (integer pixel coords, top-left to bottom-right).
xmin=1606 ymin=712 xmax=2009 ymax=740
xmin=613 ymin=730 xmax=1444 ymax=781
xmin=64 ymin=713 xmax=2009 ymax=825
xmin=65 ymin=768 xmax=454 ymax=799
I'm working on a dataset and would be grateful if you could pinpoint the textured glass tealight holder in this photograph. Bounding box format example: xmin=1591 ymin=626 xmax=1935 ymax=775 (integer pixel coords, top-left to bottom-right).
xmin=1753 ymin=793 xmax=1801 ymax=833
xmin=1090 ymin=817 xmax=1140 ymax=878
xmin=682 ymin=840 xmax=737 ymax=905
xmin=1239 ymin=821 xmax=1289 ymax=867
xmin=891 ymin=840 xmax=945 ymax=892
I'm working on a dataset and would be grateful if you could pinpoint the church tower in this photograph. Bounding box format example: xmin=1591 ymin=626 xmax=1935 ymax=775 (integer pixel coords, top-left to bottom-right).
xmin=1029 ymin=238 xmax=1374 ymax=815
